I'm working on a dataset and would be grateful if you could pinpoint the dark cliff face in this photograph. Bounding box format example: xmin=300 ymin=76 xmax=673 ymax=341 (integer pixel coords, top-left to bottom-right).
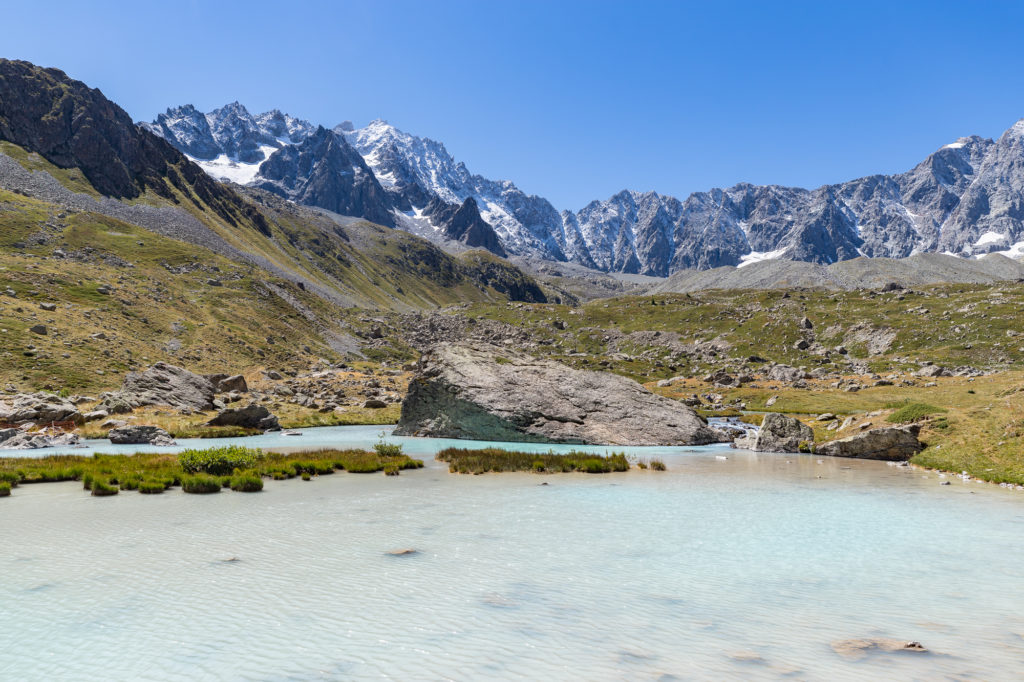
xmin=253 ymin=127 xmax=396 ymax=227
xmin=424 ymin=196 xmax=506 ymax=256
xmin=0 ymin=59 xmax=177 ymax=199
xmin=0 ymin=59 xmax=270 ymax=233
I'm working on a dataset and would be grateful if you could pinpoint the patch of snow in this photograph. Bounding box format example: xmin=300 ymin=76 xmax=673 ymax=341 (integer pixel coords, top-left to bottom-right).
xmin=981 ymin=240 xmax=1024 ymax=259
xmin=943 ymin=142 xmax=966 ymax=149
xmin=738 ymin=248 xmax=787 ymax=268
xmin=190 ymin=144 xmax=277 ymax=185
xmin=974 ymin=231 xmax=1006 ymax=247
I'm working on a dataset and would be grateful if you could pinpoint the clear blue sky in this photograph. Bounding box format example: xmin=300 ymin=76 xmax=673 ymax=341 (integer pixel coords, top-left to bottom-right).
xmin=5 ymin=0 xmax=1024 ymax=210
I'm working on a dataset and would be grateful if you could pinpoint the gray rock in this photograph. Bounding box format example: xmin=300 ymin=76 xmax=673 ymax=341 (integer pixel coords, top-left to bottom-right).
xmin=82 ymin=409 xmax=109 ymax=422
xmin=363 ymin=399 xmax=388 ymax=409
xmin=29 ymin=324 xmax=47 ymax=335
xmin=816 ymin=425 xmax=924 ymax=461
xmin=0 ymin=393 xmax=83 ymax=424
xmin=744 ymin=413 xmax=814 ymax=453
xmin=108 ymin=425 xmax=176 ymax=445
xmin=217 ymin=374 xmax=248 ymax=393
xmin=395 ymin=343 xmax=727 ymax=446
xmin=0 ymin=429 xmax=80 ymax=450
xmin=39 ymin=302 xmax=56 ymax=311
xmin=112 ymin=362 xmax=216 ymax=411
xmin=206 ymin=403 xmax=280 ymax=431
xmin=98 ymin=394 xmax=133 ymax=414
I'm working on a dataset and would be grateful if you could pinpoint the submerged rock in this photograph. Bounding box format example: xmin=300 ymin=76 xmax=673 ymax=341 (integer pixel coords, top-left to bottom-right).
xmin=817 ymin=425 xmax=924 ymax=461
xmin=395 ymin=343 xmax=728 ymax=446
xmin=831 ymin=638 xmax=927 ymax=660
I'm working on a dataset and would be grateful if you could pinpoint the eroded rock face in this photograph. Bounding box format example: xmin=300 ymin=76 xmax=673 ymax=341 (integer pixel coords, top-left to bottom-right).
xmin=817 ymin=425 xmax=924 ymax=461
xmin=206 ymin=403 xmax=280 ymax=431
xmin=744 ymin=413 xmax=814 ymax=453
xmin=394 ymin=343 xmax=727 ymax=446
xmin=0 ymin=393 xmax=83 ymax=425
xmin=0 ymin=429 xmax=80 ymax=450
xmin=108 ymin=362 xmax=216 ymax=411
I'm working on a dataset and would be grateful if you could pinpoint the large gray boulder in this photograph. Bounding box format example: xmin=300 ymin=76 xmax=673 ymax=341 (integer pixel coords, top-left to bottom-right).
xmin=394 ymin=343 xmax=728 ymax=446
xmin=817 ymin=425 xmax=923 ymax=461
xmin=108 ymin=425 xmax=177 ymax=446
xmin=104 ymin=363 xmax=215 ymax=412
xmin=0 ymin=393 xmax=83 ymax=425
xmin=741 ymin=413 xmax=814 ymax=453
xmin=206 ymin=403 xmax=280 ymax=431
xmin=205 ymin=373 xmax=248 ymax=393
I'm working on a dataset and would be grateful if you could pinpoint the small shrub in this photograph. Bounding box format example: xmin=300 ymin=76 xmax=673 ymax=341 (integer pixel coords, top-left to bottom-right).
xmin=0 ymin=481 xmax=10 ymax=497
xmin=0 ymin=471 xmax=20 ymax=487
xmin=91 ymin=478 xmax=119 ymax=497
xmin=82 ymin=472 xmax=94 ymax=490
xmin=138 ymin=481 xmax=165 ymax=495
xmin=179 ymin=446 xmax=263 ymax=475
xmin=301 ymin=472 xmax=311 ymax=481
xmin=650 ymin=459 xmax=666 ymax=471
xmin=383 ymin=464 xmax=400 ymax=476
xmin=373 ymin=435 xmax=403 ymax=458
xmin=230 ymin=470 xmax=264 ymax=492
xmin=798 ymin=440 xmax=814 ymax=453
xmin=181 ymin=474 xmax=222 ymax=494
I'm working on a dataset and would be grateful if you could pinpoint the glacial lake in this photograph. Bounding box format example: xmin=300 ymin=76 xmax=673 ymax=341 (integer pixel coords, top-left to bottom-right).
xmin=2 ymin=425 xmax=1024 ymax=680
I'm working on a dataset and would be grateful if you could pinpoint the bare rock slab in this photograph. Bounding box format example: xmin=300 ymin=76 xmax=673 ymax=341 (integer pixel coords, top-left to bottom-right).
xmin=394 ymin=343 xmax=727 ymax=446
xmin=817 ymin=425 xmax=924 ymax=461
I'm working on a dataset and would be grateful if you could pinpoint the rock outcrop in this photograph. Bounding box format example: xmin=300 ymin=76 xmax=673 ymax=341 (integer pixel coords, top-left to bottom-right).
xmin=816 ymin=425 xmax=924 ymax=461
xmin=394 ymin=343 xmax=727 ymax=445
xmin=206 ymin=373 xmax=248 ymax=393
xmin=104 ymin=363 xmax=215 ymax=412
xmin=736 ymin=413 xmax=814 ymax=453
xmin=206 ymin=403 xmax=280 ymax=431
xmin=0 ymin=427 xmax=80 ymax=450
xmin=107 ymin=425 xmax=176 ymax=446
xmin=0 ymin=393 xmax=83 ymax=425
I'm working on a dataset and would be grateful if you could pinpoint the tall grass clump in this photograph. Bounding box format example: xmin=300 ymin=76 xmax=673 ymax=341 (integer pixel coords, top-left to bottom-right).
xmin=181 ymin=474 xmax=222 ymax=494
xmin=138 ymin=480 xmax=166 ymax=495
xmin=90 ymin=477 xmax=118 ymax=497
xmin=229 ymin=470 xmax=264 ymax=492
xmin=0 ymin=481 xmax=11 ymax=497
xmin=179 ymin=446 xmax=263 ymax=475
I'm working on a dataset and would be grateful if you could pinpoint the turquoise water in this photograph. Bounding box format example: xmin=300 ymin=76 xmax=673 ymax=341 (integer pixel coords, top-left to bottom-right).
xmin=14 ymin=423 xmax=730 ymax=459
xmin=2 ymin=426 xmax=1023 ymax=680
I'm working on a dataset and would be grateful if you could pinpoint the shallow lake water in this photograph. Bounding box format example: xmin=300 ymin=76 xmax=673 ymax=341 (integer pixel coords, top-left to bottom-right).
xmin=2 ymin=426 xmax=1024 ymax=680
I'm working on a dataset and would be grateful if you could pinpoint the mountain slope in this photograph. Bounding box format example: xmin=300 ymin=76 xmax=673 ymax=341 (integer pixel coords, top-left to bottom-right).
xmin=0 ymin=59 xmax=552 ymax=392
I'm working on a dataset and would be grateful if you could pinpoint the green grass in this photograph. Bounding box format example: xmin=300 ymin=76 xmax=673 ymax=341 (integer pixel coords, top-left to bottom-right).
xmin=436 ymin=447 xmax=632 ymax=474
xmin=181 ymin=474 xmax=221 ymax=494
xmin=0 ymin=446 xmax=423 ymax=500
xmin=229 ymin=469 xmax=264 ymax=492
xmin=886 ymin=402 xmax=948 ymax=424
xmin=0 ymin=481 xmax=10 ymax=497
xmin=90 ymin=477 xmax=118 ymax=496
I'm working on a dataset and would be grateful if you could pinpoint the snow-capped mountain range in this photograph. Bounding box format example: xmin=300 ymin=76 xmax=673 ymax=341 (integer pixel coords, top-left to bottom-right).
xmin=142 ymin=104 xmax=1024 ymax=275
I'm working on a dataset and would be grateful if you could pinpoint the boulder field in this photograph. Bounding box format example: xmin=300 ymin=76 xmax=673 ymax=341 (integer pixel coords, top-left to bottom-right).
xmin=394 ymin=343 xmax=728 ymax=446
